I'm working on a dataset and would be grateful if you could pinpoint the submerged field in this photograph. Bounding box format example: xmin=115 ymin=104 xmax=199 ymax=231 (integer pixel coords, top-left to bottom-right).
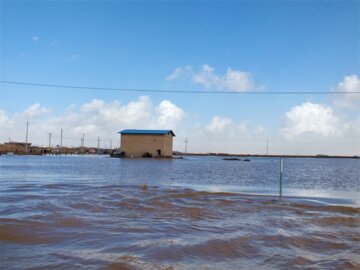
xmin=0 ymin=155 xmax=359 ymax=269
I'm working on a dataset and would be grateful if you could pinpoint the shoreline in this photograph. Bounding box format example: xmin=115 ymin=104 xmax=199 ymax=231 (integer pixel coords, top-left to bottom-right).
xmin=174 ymin=152 xmax=360 ymax=159
xmin=1 ymin=152 xmax=359 ymax=159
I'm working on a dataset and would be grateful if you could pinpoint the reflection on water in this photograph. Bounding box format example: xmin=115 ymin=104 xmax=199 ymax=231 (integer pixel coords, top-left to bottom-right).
xmin=0 ymin=155 xmax=359 ymax=269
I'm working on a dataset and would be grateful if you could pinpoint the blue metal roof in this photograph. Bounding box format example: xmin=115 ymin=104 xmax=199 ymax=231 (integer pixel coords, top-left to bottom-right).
xmin=119 ymin=129 xmax=175 ymax=136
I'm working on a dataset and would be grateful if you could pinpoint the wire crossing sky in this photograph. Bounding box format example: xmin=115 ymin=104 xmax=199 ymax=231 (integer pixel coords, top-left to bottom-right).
xmin=1 ymin=80 xmax=360 ymax=95
xmin=0 ymin=0 xmax=359 ymax=155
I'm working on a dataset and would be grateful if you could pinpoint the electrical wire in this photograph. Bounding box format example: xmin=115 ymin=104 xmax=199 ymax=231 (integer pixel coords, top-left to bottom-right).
xmin=1 ymin=80 xmax=359 ymax=95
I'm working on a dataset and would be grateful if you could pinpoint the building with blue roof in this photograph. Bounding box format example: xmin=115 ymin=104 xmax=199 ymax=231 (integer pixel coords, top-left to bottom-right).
xmin=119 ymin=129 xmax=175 ymax=136
xmin=118 ymin=129 xmax=175 ymax=158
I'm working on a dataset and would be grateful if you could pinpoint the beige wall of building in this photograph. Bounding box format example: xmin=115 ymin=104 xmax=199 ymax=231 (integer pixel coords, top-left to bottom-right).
xmin=121 ymin=133 xmax=173 ymax=158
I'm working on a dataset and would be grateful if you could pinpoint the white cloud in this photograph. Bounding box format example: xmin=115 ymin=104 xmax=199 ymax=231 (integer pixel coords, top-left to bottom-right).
xmin=155 ymin=100 xmax=184 ymax=128
xmin=0 ymin=104 xmax=51 ymax=144
xmin=193 ymin=64 xmax=220 ymax=88
xmin=117 ymin=96 xmax=153 ymax=125
xmin=178 ymin=116 xmax=269 ymax=154
xmin=335 ymin=74 xmax=360 ymax=108
xmin=338 ymin=74 xmax=360 ymax=94
xmin=167 ymin=64 xmax=257 ymax=92
xmin=220 ymin=68 xmax=254 ymax=92
xmin=281 ymin=102 xmax=345 ymax=139
xmin=1 ymin=97 xmax=358 ymax=155
xmin=4 ymin=103 xmax=50 ymax=123
xmin=349 ymin=115 xmax=360 ymax=134
xmin=23 ymin=103 xmax=49 ymax=118
xmin=206 ymin=116 xmax=232 ymax=133
xmin=81 ymin=99 xmax=105 ymax=112
xmin=166 ymin=66 xmax=192 ymax=80
xmin=0 ymin=110 xmax=10 ymax=126
xmin=254 ymin=125 xmax=265 ymax=134
xmin=32 ymin=36 xmax=39 ymax=42
xmin=0 ymin=97 xmax=184 ymax=147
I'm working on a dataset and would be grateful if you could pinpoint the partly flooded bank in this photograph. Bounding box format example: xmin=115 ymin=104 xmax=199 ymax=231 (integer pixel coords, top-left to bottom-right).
xmin=1 ymin=155 xmax=359 ymax=269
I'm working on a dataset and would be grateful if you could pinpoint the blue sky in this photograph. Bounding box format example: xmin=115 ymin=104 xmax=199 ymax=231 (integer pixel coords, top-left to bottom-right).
xmin=0 ymin=1 xmax=359 ymax=154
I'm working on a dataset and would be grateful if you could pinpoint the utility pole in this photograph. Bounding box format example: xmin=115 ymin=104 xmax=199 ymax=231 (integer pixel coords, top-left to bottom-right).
xmin=184 ymin=138 xmax=188 ymax=155
xmin=25 ymin=121 xmax=29 ymax=153
xmin=97 ymin=137 xmax=100 ymax=153
xmin=60 ymin=129 xmax=63 ymax=148
xmin=48 ymin=133 xmax=53 ymax=148
xmin=81 ymin=133 xmax=85 ymax=147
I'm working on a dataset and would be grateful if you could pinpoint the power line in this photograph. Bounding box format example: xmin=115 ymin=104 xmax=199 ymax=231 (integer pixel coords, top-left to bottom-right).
xmin=1 ymin=80 xmax=359 ymax=95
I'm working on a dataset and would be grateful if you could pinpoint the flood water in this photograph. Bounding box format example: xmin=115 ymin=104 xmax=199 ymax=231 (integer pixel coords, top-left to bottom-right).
xmin=0 ymin=155 xmax=359 ymax=269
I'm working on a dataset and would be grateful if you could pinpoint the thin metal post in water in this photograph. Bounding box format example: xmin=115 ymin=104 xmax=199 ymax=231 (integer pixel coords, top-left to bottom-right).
xmin=279 ymin=158 xmax=284 ymax=200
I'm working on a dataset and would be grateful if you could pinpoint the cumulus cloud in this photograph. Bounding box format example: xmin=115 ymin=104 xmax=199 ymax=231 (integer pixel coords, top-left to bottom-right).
xmin=32 ymin=36 xmax=39 ymax=42
xmin=220 ymin=68 xmax=254 ymax=92
xmin=0 ymin=97 xmax=184 ymax=147
xmin=279 ymin=101 xmax=360 ymax=155
xmin=23 ymin=103 xmax=49 ymax=118
xmin=166 ymin=66 xmax=192 ymax=80
xmin=206 ymin=116 xmax=232 ymax=133
xmin=349 ymin=115 xmax=360 ymax=134
xmin=167 ymin=64 xmax=256 ymax=92
xmin=281 ymin=102 xmax=345 ymax=139
xmin=192 ymin=64 xmax=220 ymax=88
xmin=2 ymin=94 xmax=358 ymax=155
xmin=0 ymin=110 xmax=10 ymax=126
xmin=155 ymin=100 xmax=185 ymax=128
xmin=81 ymin=99 xmax=105 ymax=112
xmin=335 ymin=74 xmax=360 ymax=108
xmin=181 ymin=116 xmax=268 ymax=154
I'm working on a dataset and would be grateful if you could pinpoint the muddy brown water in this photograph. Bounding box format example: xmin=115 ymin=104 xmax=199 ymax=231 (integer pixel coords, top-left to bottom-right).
xmin=0 ymin=155 xmax=359 ymax=269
